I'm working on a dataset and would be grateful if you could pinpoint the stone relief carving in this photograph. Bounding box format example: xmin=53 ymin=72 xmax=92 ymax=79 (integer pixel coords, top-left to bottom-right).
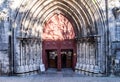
xmin=112 ymin=7 xmax=120 ymax=19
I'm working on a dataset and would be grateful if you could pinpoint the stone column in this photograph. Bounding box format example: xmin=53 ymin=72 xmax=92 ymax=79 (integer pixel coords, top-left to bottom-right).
xmin=81 ymin=42 xmax=84 ymax=69
xmin=22 ymin=41 xmax=25 ymax=66
xmin=86 ymin=42 xmax=89 ymax=64
xmin=97 ymin=42 xmax=101 ymax=72
xmin=39 ymin=42 xmax=42 ymax=64
xmin=86 ymin=42 xmax=89 ymax=72
xmin=82 ymin=42 xmax=86 ymax=71
xmin=36 ymin=43 xmax=40 ymax=70
xmin=89 ymin=43 xmax=94 ymax=73
xmin=26 ymin=42 xmax=29 ymax=65
xmin=79 ymin=42 xmax=81 ymax=64
xmin=24 ymin=41 xmax=27 ymax=65
xmin=84 ymin=42 xmax=87 ymax=65
xmin=76 ymin=42 xmax=80 ymax=69
xmin=20 ymin=41 xmax=23 ymax=66
xmin=91 ymin=44 xmax=95 ymax=65
xmin=79 ymin=42 xmax=82 ymax=65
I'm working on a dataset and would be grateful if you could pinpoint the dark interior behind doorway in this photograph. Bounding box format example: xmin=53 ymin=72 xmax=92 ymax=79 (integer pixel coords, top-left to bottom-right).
xmin=61 ymin=49 xmax=73 ymax=68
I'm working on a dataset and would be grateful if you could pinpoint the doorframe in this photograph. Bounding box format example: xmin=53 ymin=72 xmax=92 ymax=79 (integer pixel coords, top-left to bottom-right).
xmin=42 ymin=40 xmax=77 ymax=71
xmin=61 ymin=49 xmax=73 ymax=68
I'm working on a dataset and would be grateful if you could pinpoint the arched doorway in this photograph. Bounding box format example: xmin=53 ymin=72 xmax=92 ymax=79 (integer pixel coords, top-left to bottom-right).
xmin=42 ymin=14 xmax=76 ymax=71
xmin=12 ymin=0 xmax=107 ymax=76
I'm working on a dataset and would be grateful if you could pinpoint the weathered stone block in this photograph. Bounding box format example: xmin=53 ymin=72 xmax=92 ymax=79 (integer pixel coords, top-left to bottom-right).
xmin=0 ymin=43 xmax=8 ymax=50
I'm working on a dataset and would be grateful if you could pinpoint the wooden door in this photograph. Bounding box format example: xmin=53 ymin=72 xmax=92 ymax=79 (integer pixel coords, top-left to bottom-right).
xmin=61 ymin=49 xmax=73 ymax=68
xmin=47 ymin=50 xmax=57 ymax=68
xmin=66 ymin=51 xmax=72 ymax=68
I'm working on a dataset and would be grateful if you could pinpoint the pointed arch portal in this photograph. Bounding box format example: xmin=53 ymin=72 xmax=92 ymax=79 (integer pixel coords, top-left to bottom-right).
xmin=13 ymin=0 xmax=107 ymax=76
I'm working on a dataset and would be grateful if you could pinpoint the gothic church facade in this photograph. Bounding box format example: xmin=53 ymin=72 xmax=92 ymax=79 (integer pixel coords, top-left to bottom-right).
xmin=0 ymin=0 xmax=120 ymax=76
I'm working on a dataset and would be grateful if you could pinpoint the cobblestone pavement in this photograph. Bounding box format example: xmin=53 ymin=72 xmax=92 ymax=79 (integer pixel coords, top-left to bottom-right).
xmin=0 ymin=68 xmax=120 ymax=82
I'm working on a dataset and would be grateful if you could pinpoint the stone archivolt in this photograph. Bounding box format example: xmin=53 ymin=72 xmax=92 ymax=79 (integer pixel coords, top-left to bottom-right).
xmin=12 ymin=0 xmax=105 ymax=76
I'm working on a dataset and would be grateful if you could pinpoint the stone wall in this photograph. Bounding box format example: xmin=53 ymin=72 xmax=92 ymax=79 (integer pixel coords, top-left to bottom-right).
xmin=0 ymin=0 xmax=11 ymax=75
xmin=0 ymin=19 xmax=9 ymax=75
xmin=108 ymin=0 xmax=120 ymax=75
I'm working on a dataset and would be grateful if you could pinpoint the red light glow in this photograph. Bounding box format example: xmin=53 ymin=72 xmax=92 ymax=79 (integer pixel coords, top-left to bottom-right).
xmin=42 ymin=14 xmax=75 ymax=41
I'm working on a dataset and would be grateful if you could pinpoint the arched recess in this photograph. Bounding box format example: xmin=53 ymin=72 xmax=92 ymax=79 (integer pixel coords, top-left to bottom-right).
xmin=42 ymin=13 xmax=76 ymax=70
xmin=12 ymin=0 xmax=106 ymax=75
